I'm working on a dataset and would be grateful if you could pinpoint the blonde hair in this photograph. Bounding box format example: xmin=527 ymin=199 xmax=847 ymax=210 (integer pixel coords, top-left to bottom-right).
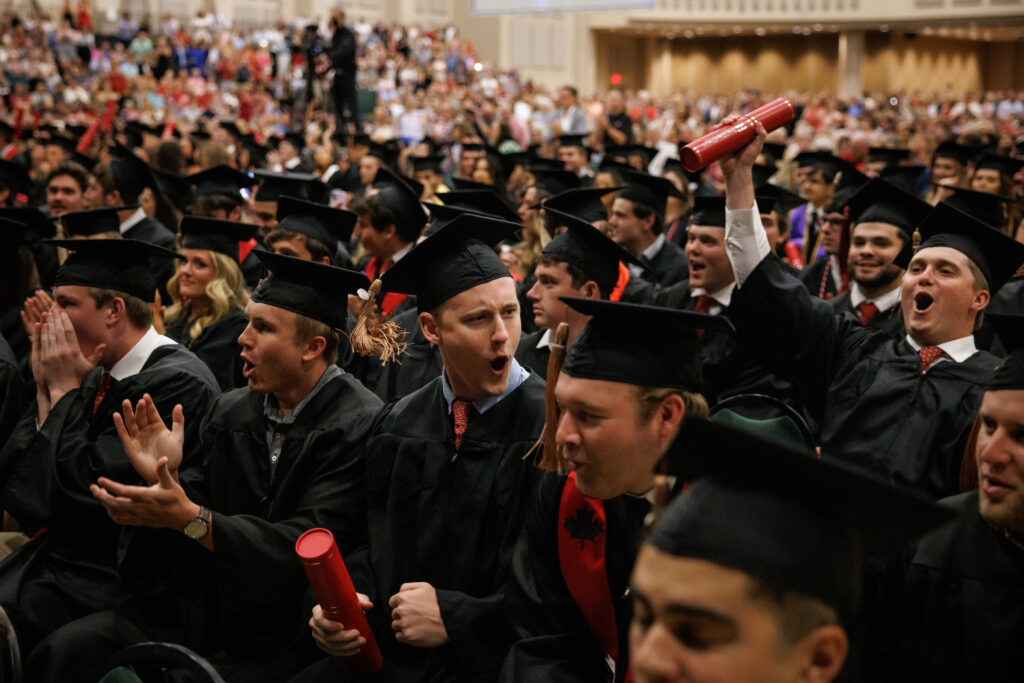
xmin=165 ymin=250 xmax=249 ymax=341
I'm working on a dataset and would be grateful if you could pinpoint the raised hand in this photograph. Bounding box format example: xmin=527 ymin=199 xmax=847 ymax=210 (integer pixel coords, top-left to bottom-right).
xmin=90 ymin=456 xmax=198 ymax=530
xmin=20 ymin=289 xmax=54 ymax=337
xmin=717 ymin=116 xmax=767 ymax=180
xmin=150 ymin=289 xmax=166 ymax=335
xmin=39 ymin=310 xmax=106 ymax=404
xmin=113 ymin=393 xmax=186 ymax=484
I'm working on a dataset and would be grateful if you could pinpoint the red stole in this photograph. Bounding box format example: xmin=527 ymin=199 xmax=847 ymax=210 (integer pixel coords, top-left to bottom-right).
xmin=558 ymin=472 xmax=619 ymax=664
xmin=238 ymin=238 xmax=257 ymax=265
xmin=363 ymin=257 xmax=407 ymax=317
xmin=609 ymin=263 xmax=630 ymax=302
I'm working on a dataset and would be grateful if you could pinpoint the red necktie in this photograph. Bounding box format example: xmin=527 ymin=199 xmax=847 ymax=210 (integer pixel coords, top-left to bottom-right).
xmin=92 ymin=373 xmax=112 ymax=414
xmin=919 ymin=346 xmax=943 ymax=373
xmin=452 ymin=399 xmax=473 ymax=451
xmin=694 ymin=295 xmax=713 ymax=337
xmin=857 ymin=301 xmax=879 ymax=326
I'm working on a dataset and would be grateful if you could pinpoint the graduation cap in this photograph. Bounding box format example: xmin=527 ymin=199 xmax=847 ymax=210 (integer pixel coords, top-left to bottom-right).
xmin=596 ymin=157 xmax=634 ymax=179
xmin=46 ymin=134 xmax=78 ymax=154
xmin=557 ymin=134 xmax=591 ymax=153
xmin=530 ymin=167 xmax=582 ymax=196
xmin=605 ymin=144 xmax=653 ymax=165
xmin=153 ymin=170 xmax=193 ymax=212
xmin=366 ymin=139 xmax=396 ymax=165
xmin=188 ymin=165 xmax=252 ymax=204
xmin=110 ymin=153 xmax=157 ymax=201
xmin=372 ymin=168 xmax=428 ymax=235
xmin=240 ymin=138 xmax=269 ymax=168
xmin=879 ymin=165 xmax=926 ymax=193
xmin=868 ymin=147 xmax=911 ymax=166
xmin=894 ymin=202 xmax=1024 ymax=292
xmin=421 ymin=201 xmax=491 ymax=239
xmin=690 ymin=196 xmax=726 ymax=228
xmin=57 ymin=206 xmax=136 ymax=237
xmin=252 ymin=170 xmax=323 ymax=203
xmin=0 ymin=216 xmax=28 ymax=251
xmin=541 ymin=208 xmax=643 ymax=295
xmin=986 ymin=313 xmax=1024 ymax=391
xmin=276 ymin=195 xmax=357 ymax=246
xmin=380 ymin=213 xmax=519 ymax=312
xmin=0 ymin=158 xmax=32 ymax=194
xmin=617 ymin=169 xmax=684 ymax=217
xmin=179 ymin=216 xmax=258 ymax=259
xmin=561 ymin=298 xmax=732 ymax=392
xmin=751 ymin=163 xmax=777 ymax=188
xmin=531 ymin=157 xmax=567 ymax=173
xmin=932 ymin=140 xmax=976 ymax=166
xmin=190 ymin=129 xmax=212 ymax=143
xmin=939 ymin=186 xmax=1011 ymax=230
xmin=250 ymin=249 xmax=369 ymax=331
xmin=542 ymin=186 xmax=622 ymax=224
xmin=975 ymin=152 xmax=1024 ymax=178
xmin=410 ymin=154 xmax=445 ymax=174
xmin=219 ymin=121 xmax=244 ymax=139
xmin=755 ymin=184 xmax=802 ymax=216
xmin=273 ymin=131 xmax=305 ymax=152
xmin=0 ymin=207 xmax=53 ymax=238
xmin=460 ymin=142 xmax=487 ymax=155
xmin=440 ymin=189 xmax=520 ymax=223
xmin=0 ymin=120 xmax=14 ymax=138
xmin=450 ymin=176 xmax=496 ymax=192
xmin=759 ymin=141 xmax=786 ymax=164
xmin=846 ymin=178 xmax=932 ymax=235
xmin=49 ymin=238 xmax=182 ymax=302
xmin=652 ymin=417 xmax=954 ymax=616
xmin=795 ymin=151 xmax=868 ymax=189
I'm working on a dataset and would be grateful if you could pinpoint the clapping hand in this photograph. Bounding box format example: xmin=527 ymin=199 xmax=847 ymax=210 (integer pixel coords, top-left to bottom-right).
xmin=113 ymin=393 xmax=185 ymax=484
xmin=39 ymin=310 xmax=106 ymax=405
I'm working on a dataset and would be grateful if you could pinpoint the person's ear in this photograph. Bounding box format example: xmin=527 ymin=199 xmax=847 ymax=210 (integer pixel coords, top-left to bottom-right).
xmin=657 ymin=394 xmax=687 ymax=444
xmin=793 ymin=625 xmax=848 ymax=683
xmin=106 ymin=296 xmax=127 ymax=326
xmin=301 ymin=334 xmax=328 ymax=362
xmin=581 ymin=280 xmax=601 ymax=300
xmin=420 ymin=311 xmax=441 ymax=345
xmin=972 ymin=288 xmax=991 ymax=314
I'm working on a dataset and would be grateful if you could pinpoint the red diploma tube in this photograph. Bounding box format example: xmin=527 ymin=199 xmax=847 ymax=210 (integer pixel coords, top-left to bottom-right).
xmin=76 ymin=120 xmax=101 ymax=154
xmin=11 ymin=107 xmax=25 ymax=141
xmin=31 ymin=109 xmax=41 ymax=131
xmin=162 ymin=119 xmax=175 ymax=140
xmin=681 ymin=99 xmax=796 ymax=173
xmin=101 ymin=99 xmax=118 ymax=132
xmin=296 ymin=528 xmax=383 ymax=675
xmin=784 ymin=241 xmax=805 ymax=270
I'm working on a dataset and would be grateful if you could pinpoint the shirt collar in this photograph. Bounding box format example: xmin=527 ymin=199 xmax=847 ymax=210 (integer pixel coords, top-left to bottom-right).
xmin=441 ymin=358 xmax=529 ymax=416
xmin=690 ymin=281 xmax=735 ymax=308
xmin=641 ymin=233 xmax=666 ymax=262
xmin=119 ymin=207 xmax=148 ymax=234
xmin=263 ymin=364 xmax=342 ymax=424
xmin=850 ymin=282 xmax=902 ymax=312
xmin=905 ymin=334 xmax=977 ymax=363
xmin=391 ymin=241 xmax=413 ymax=264
xmin=536 ymin=328 xmax=552 ymax=349
xmin=108 ymin=326 xmax=177 ymax=380
xmin=284 ymin=156 xmax=302 ymax=170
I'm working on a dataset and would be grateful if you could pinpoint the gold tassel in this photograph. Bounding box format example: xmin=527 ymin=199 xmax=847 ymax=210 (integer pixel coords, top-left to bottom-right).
xmin=912 ymin=227 xmax=921 ymax=254
xmin=347 ymin=279 xmax=408 ymax=365
xmin=526 ymin=322 xmax=571 ymax=472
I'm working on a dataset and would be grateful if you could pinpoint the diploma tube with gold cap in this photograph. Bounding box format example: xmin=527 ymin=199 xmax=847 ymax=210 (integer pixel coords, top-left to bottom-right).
xmin=681 ymin=99 xmax=796 ymax=173
xmin=296 ymin=528 xmax=383 ymax=674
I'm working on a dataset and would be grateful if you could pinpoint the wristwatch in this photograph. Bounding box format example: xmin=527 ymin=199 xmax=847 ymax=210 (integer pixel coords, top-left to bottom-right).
xmin=183 ymin=506 xmax=212 ymax=540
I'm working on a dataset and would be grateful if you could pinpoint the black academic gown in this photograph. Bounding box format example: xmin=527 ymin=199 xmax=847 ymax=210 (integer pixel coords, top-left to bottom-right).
xmin=859 ymin=490 xmax=1024 ymax=682
xmin=0 ymin=306 xmax=30 ymax=383
xmin=514 ymin=330 xmax=550 ymax=380
xmin=829 ymin=291 xmax=905 ymax=340
xmin=0 ymin=342 xmax=219 ymax=652
xmin=165 ymin=308 xmax=248 ymax=391
xmin=345 ymin=374 xmax=546 ymax=682
xmin=240 ymin=249 xmax=263 ymax=291
xmin=799 ymin=255 xmax=839 ymax=300
xmin=517 ymin=273 xmax=539 ymax=335
xmin=0 ymin=332 xmax=29 ymax=440
xmin=123 ymin=215 xmax=178 ymax=299
xmin=729 ymin=255 xmax=998 ymax=498
xmin=500 ymin=473 xmax=650 ymax=683
xmin=367 ymin=308 xmax=443 ymax=402
xmin=642 ymin=239 xmax=688 ymax=287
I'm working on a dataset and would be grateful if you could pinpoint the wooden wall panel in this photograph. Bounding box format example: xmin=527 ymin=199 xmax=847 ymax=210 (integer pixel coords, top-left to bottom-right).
xmin=862 ymin=33 xmax=998 ymax=94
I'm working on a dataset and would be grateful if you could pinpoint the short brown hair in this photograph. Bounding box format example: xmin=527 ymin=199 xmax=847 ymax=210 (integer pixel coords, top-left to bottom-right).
xmin=635 ymin=386 xmax=708 ymax=423
xmin=293 ymin=313 xmax=340 ymax=366
xmin=265 ymin=228 xmax=333 ymax=263
xmin=86 ymin=287 xmax=154 ymax=328
xmin=746 ymin=577 xmax=841 ymax=646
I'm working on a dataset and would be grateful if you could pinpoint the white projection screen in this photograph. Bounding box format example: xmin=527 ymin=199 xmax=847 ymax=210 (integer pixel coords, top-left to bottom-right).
xmin=469 ymin=0 xmax=655 ymax=13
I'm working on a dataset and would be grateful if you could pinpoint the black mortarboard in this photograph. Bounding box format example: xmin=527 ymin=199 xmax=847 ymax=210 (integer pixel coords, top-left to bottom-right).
xmin=276 ymin=195 xmax=357 ymax=246
xmin=252 ymin=170 xmax=323 ymax=203
xmin=530 ymin=167 xmax=582 ymax=195
xmin=58 ymin=206 xmax=136 ymax=237
xmin=179 ymin=216 xmax=257 ymax=259
xmin=975 ymin=152 xmax=1024 ymax=178
xmin=110 ymin=153 xmax=156 ymax=201
xmin=380 ymin=213 xmax=519 ymax=312
xmin=933 ymin=140 xmax=976 ymax=166
xmin=531 ymin=157 xmax=566 ymax=173
xmin=690 ymin=196 xmax=726 ymax=228
xmin=50 ymin=238 xmax=182 ymax=302
xmin=153 ymin=170 xmax=192 ymax=211
xmin=46 ymin=134 xmax=78 ymax=154
xmin=759 ymin=141 xmax=786 ymax=164
xmin=0 ymin=120 xmax=13 ymax=138
xmin=500 ymin=152 xmax=530 ymax=174
xmin=190 ymin=129 xmax=212 ymax=142
xmin=940 ymin=186 xmax=1011 ymax=230
xmin=421 ymin=202 xmax=490 ymax=239
xmin=66 ymin=124 xmax=88 ymax=138
xmin=894 ymin=202 xmax=1024 ymax=292
xmin=0 ymin=207 xmax=52 ymax=238
xmin=410 ymin=155 xmax=445 ymax=174
xmin=557 ymin=134 xmax=591 ymax=153
xmin=0 ymin=217 xmax=28 ymax=250
xmin=220 ymin=121 xmax=244 ymax=139
xmin=188 ymin=165 xmax=252 ymax=203
xmin=440 ymin=189 xmax=520 ymax=223
xmin=987 ymin=313 xmax=1024 ymax=390
xmin=0 ymin=158 xmax=32 ymax=193
xmin=751 ymin=163 xmax=777 ymax=188
xmin=450 ymin=176 xmax=496 ymax=191
xmin=795 ymin=151 xmax=868 ymax=189
xmin=542 ymin=186 xmax=622 ymax=224
xmin=653 ymin=418 xmax=953 ymax=615
xmin=251 ymin=249 xmax=369 ymax=330
xmin=868 ymin=147 xmax=910 ymax=166
xmin=617 ymin=169 xmax=684 ymax=217
xmin=605 ymin=144 xmax=653 ymax=165
xmin=273 ymin=131 xmax=305 ymax=151
xmin=879 ymin=165 xmax=926 ymax=193
xmin=371 ymin=168 xmax=428 ymax=235
xmin=755 ymin=184 xmax=802 ymax=216
xmin=560 ymin=298 xmax=733 ymax=391
xmin=366 ymin=140 xmax=395 ymax=165
xmin=541 ymin=209 xmax=643 ymax=295
xmin=663 ymin=158 xmax=701 ymax=184
xmin=240 ymin=138 xmax=269 ymax=168
xmin=596 ymin=157 xmax=634 ymax=177
xmin=350 ymin=133 xmax=371 ymax=147
xmin=846 ymin=178 xmax=931 ymax=234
